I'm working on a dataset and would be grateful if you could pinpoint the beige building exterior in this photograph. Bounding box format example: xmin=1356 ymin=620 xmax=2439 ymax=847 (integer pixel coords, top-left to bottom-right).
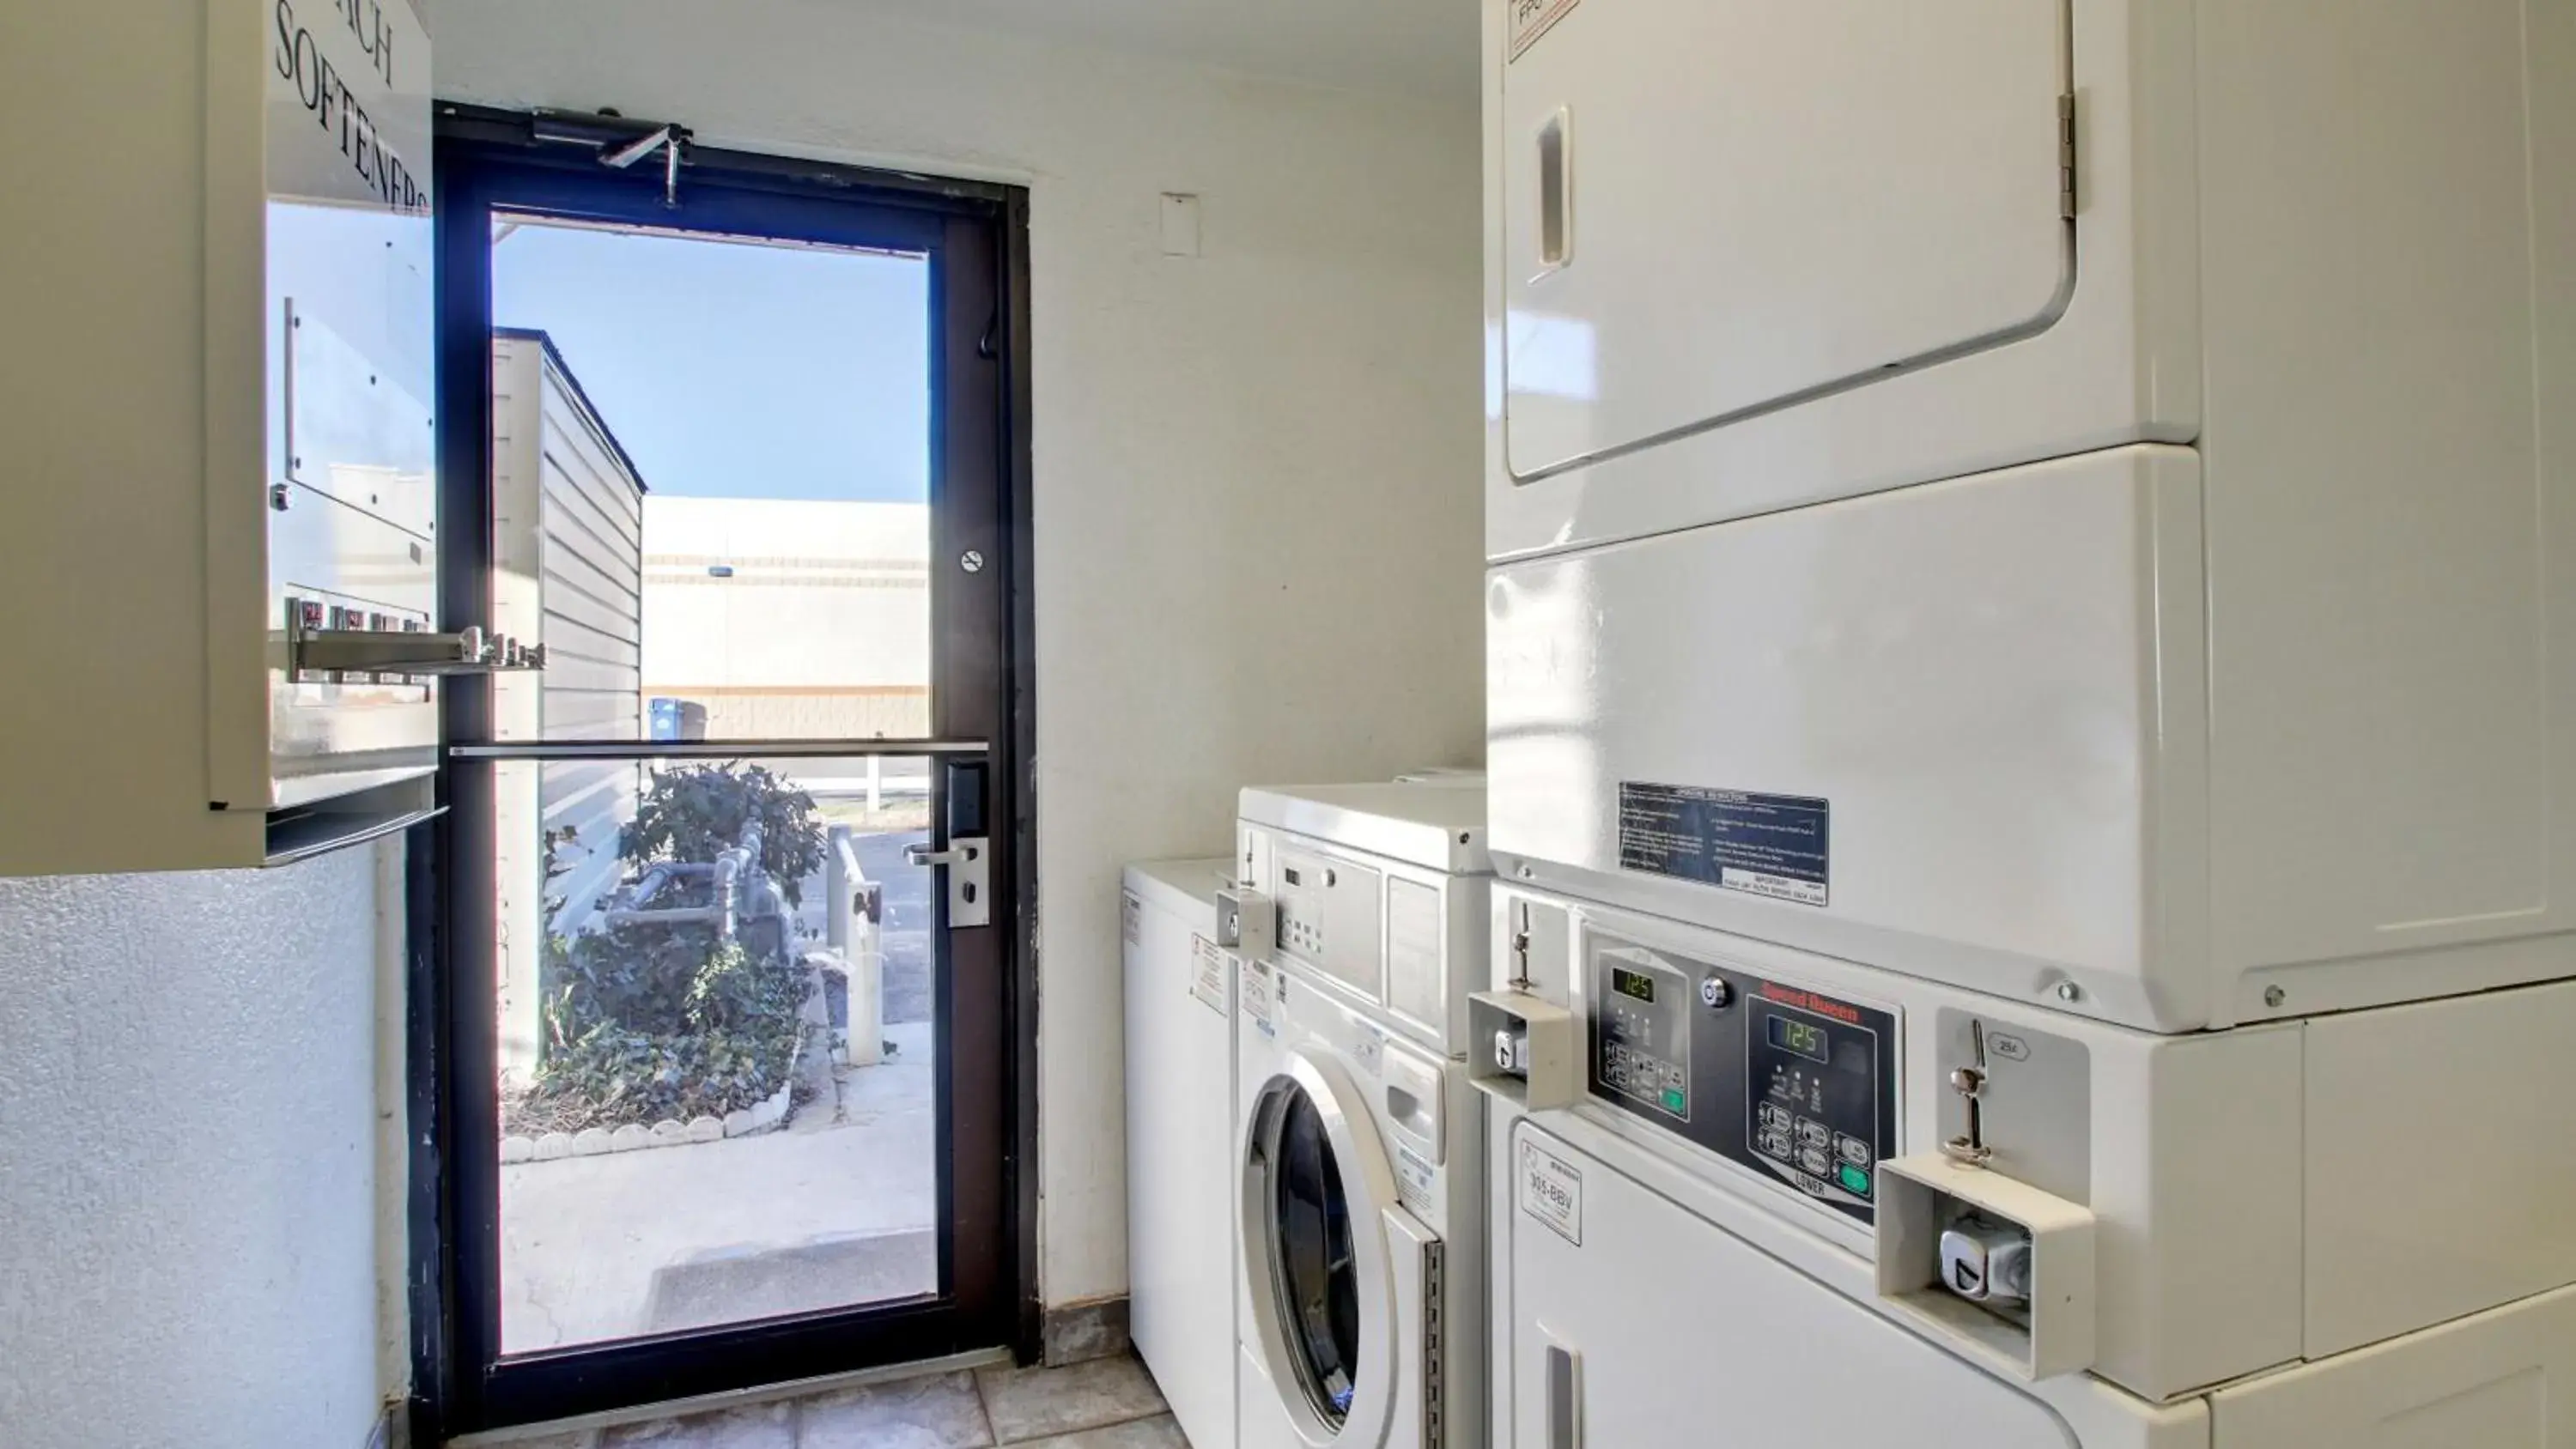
xmin=641 ymin=495 xmax=932 ymax=739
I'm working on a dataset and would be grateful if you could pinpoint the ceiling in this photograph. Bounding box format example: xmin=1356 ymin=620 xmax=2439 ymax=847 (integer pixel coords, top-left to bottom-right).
xmin=846 ymin=0 xmax=1479 ymax=100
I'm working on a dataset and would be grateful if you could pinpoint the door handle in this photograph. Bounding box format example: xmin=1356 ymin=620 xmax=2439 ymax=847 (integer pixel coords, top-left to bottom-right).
xmin=906 ymin=837 xmax=991 ymax=928
xmin=1535 ymin=106 xmax=1573 ymax=275
xmin=1546 ymin=1337 xmax=1582 ymax=1449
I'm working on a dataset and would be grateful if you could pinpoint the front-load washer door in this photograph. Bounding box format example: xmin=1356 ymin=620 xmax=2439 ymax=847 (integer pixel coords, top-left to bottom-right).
xmin=1242 ymin=1051 xmax=1405 ymax=1449
xmin=1502 ymin=0 xmax=2075 ymax=485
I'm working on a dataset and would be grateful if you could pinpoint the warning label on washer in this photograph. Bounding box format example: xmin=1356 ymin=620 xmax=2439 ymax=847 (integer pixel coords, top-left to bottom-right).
xmin=1619 ymin=784 xmax=1831 ymax=907
xmin=1395 ymin=1144 xmax=1436 ymax=1218
xmin=1189 ymin=934 xmax=1228 ymax=1016
xmin=1242 ymin=958 xmax=1278 ymax=1040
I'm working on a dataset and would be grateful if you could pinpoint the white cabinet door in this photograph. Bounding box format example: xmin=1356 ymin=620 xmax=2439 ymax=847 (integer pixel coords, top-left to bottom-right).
xmin=1506 ymin=1123 xmax=2075 ymax=1449
xmin=2213 ymin=1283 xmax=2576 ymax=1449
xmin=1501 ymin=0 xmax=2074 ymax=482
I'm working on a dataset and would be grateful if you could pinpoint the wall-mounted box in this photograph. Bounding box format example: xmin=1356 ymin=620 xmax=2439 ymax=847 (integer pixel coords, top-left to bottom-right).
xmin=0 ymin=2 xmax=539 ymax=874
xmin=1876 ymin=1152 xmax=2097 ymax=1383
xmin=1468 ymin=989 xmax=1580 ymax=1111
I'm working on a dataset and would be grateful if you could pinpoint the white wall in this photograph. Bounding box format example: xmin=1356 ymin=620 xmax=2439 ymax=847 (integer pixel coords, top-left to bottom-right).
xmin=0 ymin=845 xmax=402 ymax=1449
xmin=427 ymin=0 xmax=1487 ymax=1307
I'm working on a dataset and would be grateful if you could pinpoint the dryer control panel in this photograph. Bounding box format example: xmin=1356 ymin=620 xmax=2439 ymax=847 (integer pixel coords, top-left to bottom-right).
xmin=1587 ymin=936 xmax=1897 ymax=1226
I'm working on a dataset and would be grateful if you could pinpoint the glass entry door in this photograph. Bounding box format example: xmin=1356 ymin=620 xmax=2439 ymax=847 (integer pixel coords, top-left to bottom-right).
xmin=429 ymin=112 xmax=1028 ymax=1434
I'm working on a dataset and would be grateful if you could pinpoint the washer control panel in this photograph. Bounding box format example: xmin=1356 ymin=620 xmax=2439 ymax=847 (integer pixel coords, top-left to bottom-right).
xmin=1594 ymin=947 xmax=1694 ymax=1116
xmin=1587 ymin=935 xmax=1897 ymax=1226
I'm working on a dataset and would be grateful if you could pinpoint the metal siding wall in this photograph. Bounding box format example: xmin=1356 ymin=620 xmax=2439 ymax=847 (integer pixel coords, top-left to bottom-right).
xmin=490 ymin=340 xmax=547 ymax=1084
xmin=534 ymin=349 xmax=647 ymax=937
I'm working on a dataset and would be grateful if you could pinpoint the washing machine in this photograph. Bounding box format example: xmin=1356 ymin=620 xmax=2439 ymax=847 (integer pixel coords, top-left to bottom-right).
xmin=1236 ymin=955 xmax=1483 ymax=1449
xmin=1475 ymin=884 xmax=2576 ymax=1448
xmin=1484 ymin=0 xmax=2576 ymax=1033
xmin=1123 ymin=858 xmax=1242 ymax=1449
xmin=1235 ymin=782 xmax=1491 ymax=1059
xmin=1230 ymin=781 xmax=1493 ymax=1449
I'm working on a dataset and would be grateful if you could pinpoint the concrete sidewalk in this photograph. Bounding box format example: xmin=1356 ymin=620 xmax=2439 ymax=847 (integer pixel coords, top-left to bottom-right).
xmin=501 ymin=1022 xmax=939 ymax=1353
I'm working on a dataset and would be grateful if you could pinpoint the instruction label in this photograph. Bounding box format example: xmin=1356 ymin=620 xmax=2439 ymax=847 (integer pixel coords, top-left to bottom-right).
xmin=1519 ymin=1138 xmax=1583 ymax=1245
xmin=1619 ymin=784 xmax=1830 ymax=908
xmin=1509 ymin=0 xmax=1583 ymax=60
xmin=1352 ymin=1023 xmax=1385 ymax=1075
xmin=1396 ymin=1145 xmax=1437 ymax=1218
xmin=1189 ymin=935 xmax=1229 ymax=1016
xmin=1121 ymin=891 xmax=1142 ymax=946
xmin=1243 ymin=959 xmax=1279 ymax=1040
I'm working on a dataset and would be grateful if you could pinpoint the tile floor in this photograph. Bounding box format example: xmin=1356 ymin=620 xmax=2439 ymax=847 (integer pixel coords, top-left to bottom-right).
xmin=499 ymin=1353 xmax=1187 ymax=1449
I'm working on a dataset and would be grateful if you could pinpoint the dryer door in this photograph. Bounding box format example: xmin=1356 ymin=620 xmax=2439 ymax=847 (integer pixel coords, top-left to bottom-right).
xmin=1508 ymin=1123 xmax=2080 ymax=1449
xmin=1501 ymin=0 xmax=2075 ymax=484
xmin=1242 ymin=1050 xmax=1406 ymax=1449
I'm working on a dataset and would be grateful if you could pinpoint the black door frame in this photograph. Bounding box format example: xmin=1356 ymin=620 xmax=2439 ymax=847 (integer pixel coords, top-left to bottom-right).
xmin=410 ymin=104 xmax=1040 ymax=1438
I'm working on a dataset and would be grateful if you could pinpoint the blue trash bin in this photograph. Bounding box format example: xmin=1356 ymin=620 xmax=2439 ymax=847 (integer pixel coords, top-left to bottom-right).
xmin=649 ymin=698 xmax=708 ymax=742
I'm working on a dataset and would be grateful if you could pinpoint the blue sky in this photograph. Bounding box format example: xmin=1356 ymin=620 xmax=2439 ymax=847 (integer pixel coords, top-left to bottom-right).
xmin=491 ymin=221 xmax=929 ymax=502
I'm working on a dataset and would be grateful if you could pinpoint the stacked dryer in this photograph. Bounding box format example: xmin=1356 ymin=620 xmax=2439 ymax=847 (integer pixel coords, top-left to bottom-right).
xmin=1478 ymin=2 xmax=2576 ymax=1447
xmin=1230 ymin=782 xmax=1492 ymax=1449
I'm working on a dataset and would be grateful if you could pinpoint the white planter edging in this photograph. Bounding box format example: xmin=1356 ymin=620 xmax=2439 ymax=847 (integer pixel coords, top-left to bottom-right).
xmin=501 ymin=1076 xmax=792 ymax=1166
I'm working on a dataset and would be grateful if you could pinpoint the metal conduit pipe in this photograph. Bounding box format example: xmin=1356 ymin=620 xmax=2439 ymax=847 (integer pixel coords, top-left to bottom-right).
xmin=600 ymin=821 xmax=775 ymax=944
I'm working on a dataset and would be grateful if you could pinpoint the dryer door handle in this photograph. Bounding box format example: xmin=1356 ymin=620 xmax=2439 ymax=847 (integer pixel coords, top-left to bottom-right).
xmin=1535 ymin=106 xmax=1574 ymax=276
xmin=1546 ymin=1337 xmax=1583 ymax=1449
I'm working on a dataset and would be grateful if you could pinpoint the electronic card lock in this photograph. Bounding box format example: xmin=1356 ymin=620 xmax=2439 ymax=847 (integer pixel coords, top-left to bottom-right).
xmin=904 ymin=760 xmax=991 ymax=929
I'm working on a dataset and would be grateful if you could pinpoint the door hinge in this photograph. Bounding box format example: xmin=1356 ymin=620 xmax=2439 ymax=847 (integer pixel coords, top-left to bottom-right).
xmin=2057 ymin=92 xmax=2079 ymax=221
xmin=1421 ymin=1238 xmax=1446 ymax=1447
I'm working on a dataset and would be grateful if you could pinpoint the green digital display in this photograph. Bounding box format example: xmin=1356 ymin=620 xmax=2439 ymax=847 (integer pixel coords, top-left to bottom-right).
xmin=1611 ymin=967 xmax=1657 ymax=1003
xmin=1768 ymin=1014 xmax=1830 ymax=1064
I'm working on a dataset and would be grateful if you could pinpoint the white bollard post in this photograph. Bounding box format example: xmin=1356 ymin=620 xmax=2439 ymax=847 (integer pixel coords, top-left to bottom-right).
xmin=848 ymin=882 xmax=884 ymax=1068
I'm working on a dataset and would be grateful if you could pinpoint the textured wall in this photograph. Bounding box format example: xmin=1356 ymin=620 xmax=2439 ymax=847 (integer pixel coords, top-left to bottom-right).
xmin=0 ymin=845 xmax=397 ymax=1449
xmin=428 ymin=0 xmax=1488 ymax=1307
